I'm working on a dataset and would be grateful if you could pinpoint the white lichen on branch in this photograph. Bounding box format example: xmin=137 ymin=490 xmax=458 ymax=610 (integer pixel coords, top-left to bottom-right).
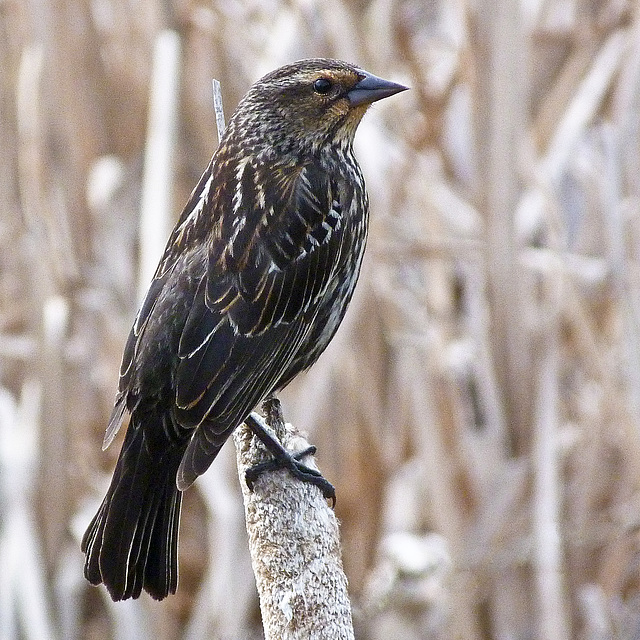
xmin=234 ymin=409 xmax=354 ymax=640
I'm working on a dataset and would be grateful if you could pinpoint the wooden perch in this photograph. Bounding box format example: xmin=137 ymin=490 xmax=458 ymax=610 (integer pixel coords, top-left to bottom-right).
xmin=233 ymin=400 xmax=354 ymax=640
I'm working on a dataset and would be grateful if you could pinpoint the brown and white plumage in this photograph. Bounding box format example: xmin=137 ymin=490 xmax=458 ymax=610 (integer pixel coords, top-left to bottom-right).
xmin=82 ymin=58 xmax=407 ymax=601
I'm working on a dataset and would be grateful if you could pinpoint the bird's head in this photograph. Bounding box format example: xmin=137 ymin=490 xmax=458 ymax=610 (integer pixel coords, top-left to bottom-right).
xmin=224 ymin=58 xmax=408 ymax=156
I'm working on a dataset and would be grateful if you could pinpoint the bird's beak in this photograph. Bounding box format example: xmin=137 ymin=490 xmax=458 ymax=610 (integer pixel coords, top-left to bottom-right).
xmin=347 ymin=71 xmax=408 ymax=107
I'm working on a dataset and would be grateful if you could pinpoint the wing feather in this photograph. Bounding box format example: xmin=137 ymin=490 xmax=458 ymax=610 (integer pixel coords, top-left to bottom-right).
xmin=103 ymin=162 xmax=217 ymax=447
xmin=175 ymin=319 xmax=310 ymax=490
xmin=173 ymin=161 xmax=348 ymax=486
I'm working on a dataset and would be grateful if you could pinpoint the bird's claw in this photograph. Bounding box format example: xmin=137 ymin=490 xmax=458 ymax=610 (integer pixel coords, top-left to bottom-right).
xmin=245 ymin=445 xmax=336 ymax=506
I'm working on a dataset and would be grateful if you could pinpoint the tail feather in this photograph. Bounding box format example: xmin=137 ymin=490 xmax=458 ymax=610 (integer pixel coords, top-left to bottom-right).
xmin=81 ymin=419 xmax=183 ymax=601
xmin=144 ymin=481 xmax=182 ymax=596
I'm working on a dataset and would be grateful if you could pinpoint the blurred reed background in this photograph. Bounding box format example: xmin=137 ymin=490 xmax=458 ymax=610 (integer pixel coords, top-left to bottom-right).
xmin=1 ymin=0 xmax=640 ymax=638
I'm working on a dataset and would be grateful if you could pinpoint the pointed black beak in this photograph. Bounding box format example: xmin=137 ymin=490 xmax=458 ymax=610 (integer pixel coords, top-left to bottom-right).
xmin=347 ymin=71 xmax=408 ymax=107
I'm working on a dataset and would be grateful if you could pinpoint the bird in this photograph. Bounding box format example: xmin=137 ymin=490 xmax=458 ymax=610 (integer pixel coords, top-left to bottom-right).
xmin=81 ymin=58 xmax=407 ymax=601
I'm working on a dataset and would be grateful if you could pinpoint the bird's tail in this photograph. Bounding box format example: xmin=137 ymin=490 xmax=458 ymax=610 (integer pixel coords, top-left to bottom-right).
xmin=81 ymin=417 xmax=184 ymax=601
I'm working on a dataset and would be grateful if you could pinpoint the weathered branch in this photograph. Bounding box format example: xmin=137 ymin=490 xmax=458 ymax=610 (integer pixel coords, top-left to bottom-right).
xmin=233 ymin=400 xmax=354 ymax=640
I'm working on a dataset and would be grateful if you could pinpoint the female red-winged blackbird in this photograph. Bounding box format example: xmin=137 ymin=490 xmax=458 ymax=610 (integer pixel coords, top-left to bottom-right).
xmin=82 ymin=58 xmax=407 ymax=601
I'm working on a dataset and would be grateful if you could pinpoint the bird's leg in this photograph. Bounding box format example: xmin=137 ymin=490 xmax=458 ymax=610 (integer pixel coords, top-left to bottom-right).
xmin=244 ymin=397 xmax=336 ymax=505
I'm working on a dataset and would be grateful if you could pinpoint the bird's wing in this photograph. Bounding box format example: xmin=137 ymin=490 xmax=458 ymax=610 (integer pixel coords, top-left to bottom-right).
xmin=213 ymin=159 xmax=346 ymax=333
xmin=173 ymin=160 xmax=347 ymax=487
xmin=103 ymin=162 xmax=216 ymax=449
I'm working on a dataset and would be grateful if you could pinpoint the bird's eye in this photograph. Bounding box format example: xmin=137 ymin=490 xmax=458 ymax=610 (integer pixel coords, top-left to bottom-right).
xmin=313 ymin=78 xmax=333 ymax=95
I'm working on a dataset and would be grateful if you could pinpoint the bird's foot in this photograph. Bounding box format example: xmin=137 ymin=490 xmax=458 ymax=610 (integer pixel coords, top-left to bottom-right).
xmin=245 ymin=445 xmax=335 ymax=503
xmin=244 ymin=408 xmax=336 ymax=506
